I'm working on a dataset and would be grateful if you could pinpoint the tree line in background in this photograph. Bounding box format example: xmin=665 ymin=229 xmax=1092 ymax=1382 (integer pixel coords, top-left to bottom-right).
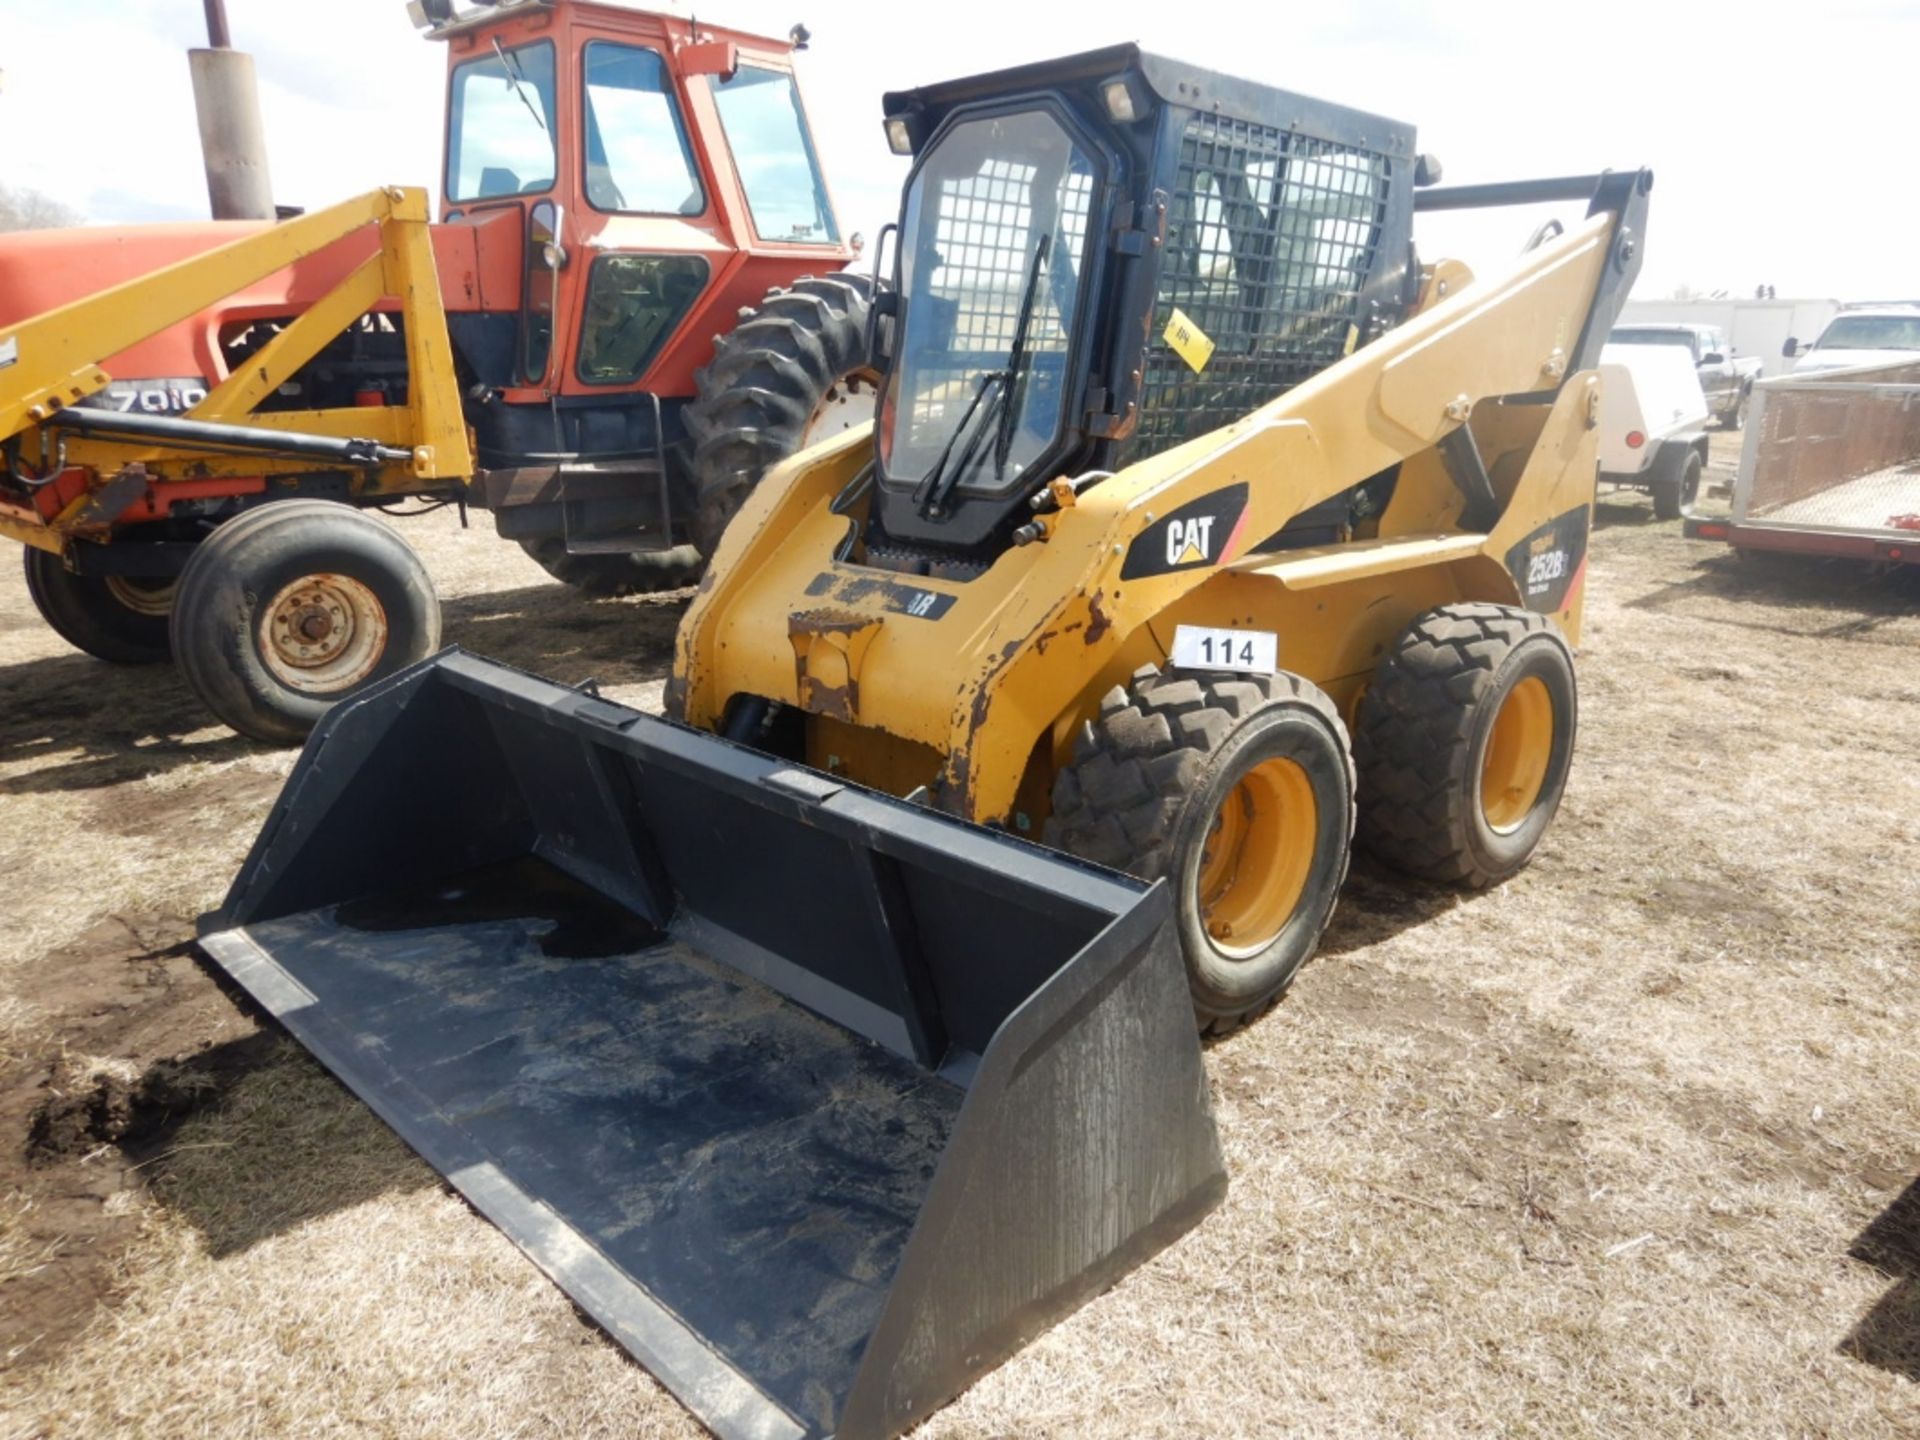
xmin=0 ymin=184 xmax=81 ymax=233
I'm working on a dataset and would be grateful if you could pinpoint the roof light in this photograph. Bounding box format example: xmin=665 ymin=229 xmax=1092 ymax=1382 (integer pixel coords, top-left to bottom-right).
xmin=885 ymin=116 xmax=914 ymax=156
xmin=1101 ymin=78 xmax=1139 ymax=123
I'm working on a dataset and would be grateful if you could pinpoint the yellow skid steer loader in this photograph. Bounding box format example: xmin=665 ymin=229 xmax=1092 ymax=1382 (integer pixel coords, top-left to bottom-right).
xmin=200 ymin=43 xmax=1648 ymax=1440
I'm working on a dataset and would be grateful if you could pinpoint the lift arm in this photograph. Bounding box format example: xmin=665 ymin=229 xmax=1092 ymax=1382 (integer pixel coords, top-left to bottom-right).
xmin=0 ymin=187 xmax=472 ymax=553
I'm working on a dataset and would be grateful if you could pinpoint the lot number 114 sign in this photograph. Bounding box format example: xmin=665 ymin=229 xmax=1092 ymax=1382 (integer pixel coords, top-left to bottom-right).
xmin=1171 ymin=624 xmax=1278 ymax=674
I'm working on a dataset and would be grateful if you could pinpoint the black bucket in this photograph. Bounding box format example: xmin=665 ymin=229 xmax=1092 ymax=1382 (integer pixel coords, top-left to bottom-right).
xmin=199 ymin=650 xmax=1226 ymax=1440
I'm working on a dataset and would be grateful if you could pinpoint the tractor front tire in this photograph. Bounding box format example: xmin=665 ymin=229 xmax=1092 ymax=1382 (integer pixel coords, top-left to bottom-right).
xmin=1047 ymin=666 xmax=1356 ymax=1034
xmin=685 ymin=273 xmax=878 ymax=559
xmin=171 ymin=500 xmax=440 ymax=745
xmin=23 ymin=547 xmax=175 ymax=664
xmin=1355 ymin=603 xmax=1576 ymax=888
xmin=517 ymin=538 xmax=703 ymax=597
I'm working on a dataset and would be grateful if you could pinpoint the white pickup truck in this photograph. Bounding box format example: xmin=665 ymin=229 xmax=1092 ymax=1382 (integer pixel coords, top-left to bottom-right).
xmin=1598 ymin=343 xmax=1713 ymax=519
xmin=1782 ymin=304 xmax=1920 ymax=374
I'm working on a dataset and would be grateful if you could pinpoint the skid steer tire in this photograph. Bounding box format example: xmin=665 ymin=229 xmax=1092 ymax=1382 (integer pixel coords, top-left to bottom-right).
xmin=171 ymin=500 xmax=440 ymax=745
xmin=685 ymin=273 xmax=878 ymax=559
xmin=1355 ymin=603 xmax=1576 ymax=889
xmin=517 ymin=538 xmax=703 ymax=596
xmin=1047 ymin=665 xmax=1355 ymax=1034
xmin=22 ymin=546 xmax=175 ymax=664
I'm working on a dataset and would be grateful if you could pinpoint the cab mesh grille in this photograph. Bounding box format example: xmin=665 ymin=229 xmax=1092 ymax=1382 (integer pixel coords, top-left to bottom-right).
xmin=1116 ymin=113 xmax=1394 ymax=465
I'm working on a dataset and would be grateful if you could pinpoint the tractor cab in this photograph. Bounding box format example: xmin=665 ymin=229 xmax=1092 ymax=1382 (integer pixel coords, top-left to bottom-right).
xmin=412 ymin=1 xmax=871 ymax=585
xmin=862 ymin=46 xmax=1421 ymax=573
xmin=424 ymin=0 xmax=847 ymax=399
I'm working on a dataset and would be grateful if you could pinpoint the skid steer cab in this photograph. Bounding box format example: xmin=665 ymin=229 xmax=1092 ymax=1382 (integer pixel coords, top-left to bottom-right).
xmin=675 ymin=44 xmax=1653 ymax=1032
xmin=0 ymin=0 xmax=877 ymax=742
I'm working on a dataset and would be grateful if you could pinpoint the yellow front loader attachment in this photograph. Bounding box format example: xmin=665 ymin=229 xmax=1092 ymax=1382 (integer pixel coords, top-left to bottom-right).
xmin=0 ymin=188 xmax=473 ymax=739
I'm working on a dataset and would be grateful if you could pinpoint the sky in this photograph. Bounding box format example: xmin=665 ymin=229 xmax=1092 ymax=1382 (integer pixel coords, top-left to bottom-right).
xmin=1 ymin=0 xmax=1915 ymax=302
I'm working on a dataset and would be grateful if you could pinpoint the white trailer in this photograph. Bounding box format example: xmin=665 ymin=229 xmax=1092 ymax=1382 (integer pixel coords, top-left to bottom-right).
xmin=1618 ymin=296 xmax=1841 ymax=378
xmin=1598 ymin=343 xmax=1712 ymax=519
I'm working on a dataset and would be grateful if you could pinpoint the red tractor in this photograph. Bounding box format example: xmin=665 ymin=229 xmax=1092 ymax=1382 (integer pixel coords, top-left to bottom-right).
xmin=0 ymin=0 xmax=877 ymax=739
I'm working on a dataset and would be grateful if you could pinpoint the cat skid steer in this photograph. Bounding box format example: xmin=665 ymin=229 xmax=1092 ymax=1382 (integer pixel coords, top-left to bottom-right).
xmin=199 ymin=43 xmax=1651 ymax=1440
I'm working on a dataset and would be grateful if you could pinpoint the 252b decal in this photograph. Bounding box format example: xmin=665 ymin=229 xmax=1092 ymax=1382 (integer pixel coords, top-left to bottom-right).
xmin=1504 ymin=506 xmax=1590 ymax=613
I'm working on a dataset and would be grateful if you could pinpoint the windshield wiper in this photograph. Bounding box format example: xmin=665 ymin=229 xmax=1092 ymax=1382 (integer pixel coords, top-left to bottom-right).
xmin=492 ymin=39 xmax=548 ymax=134
xmin=915 ymin=234 xmax=1054 ymax=519
xmin=913 ymin=370 xmax=1006 ymax=517
xmin=992 ymin=233 xmax=1051 ymax=480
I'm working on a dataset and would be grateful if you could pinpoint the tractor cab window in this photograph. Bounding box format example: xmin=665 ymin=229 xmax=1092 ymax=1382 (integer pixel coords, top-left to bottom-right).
xmin=577 ymin=254 xmax=711 ymax=384
xmin=582 ymin=43 xmax=703 ymax=215
xmin=711 ymin=65 xmax=839 ymax=245
xmin=447 ymin=42 xmax=557 ymax=202
xmin=882 ymin=109 xmax=1095 ymax=498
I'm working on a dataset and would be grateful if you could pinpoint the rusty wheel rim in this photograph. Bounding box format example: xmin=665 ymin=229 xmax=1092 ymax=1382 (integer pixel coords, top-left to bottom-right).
xmin=801 ymin=369 xmax=880 ymax=448
xmin=258 ymin=573 xmax=387 ymax=694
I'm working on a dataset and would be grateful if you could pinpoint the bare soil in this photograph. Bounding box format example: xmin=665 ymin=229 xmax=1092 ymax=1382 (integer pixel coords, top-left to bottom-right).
xmin=0 ymin=436 xmax=1914 ymax=1437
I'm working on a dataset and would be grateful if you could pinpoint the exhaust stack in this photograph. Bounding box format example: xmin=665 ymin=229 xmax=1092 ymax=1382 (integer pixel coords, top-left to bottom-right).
xmin=189 ymin=0 xmax=274 ymax=221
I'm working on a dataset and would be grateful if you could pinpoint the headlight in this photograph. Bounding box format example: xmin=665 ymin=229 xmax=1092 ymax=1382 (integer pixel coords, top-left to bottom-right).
xmin=1101 ymin=78 xmax=1140 ymax=124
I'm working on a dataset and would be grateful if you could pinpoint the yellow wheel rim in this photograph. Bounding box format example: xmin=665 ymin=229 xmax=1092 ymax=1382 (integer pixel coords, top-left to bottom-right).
xmin=1480 ymin=675 xmax=1554 ymax=833
xmin=1196 ymin=757 xmax=1318 ymax=959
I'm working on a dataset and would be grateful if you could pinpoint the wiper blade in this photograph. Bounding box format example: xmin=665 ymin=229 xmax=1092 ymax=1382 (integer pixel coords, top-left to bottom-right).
xmin=913 ymin=369 xmax=1005 ymax=518
xmin=993 ymin=233 xmax=1052 ymax=478
xmin=492 ymin=39 xmax=548 ymax=134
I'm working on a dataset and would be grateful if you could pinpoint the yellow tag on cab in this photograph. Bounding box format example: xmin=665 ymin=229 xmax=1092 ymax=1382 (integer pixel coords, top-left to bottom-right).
xmin=1163 ymin=307 xmax=1215 ymax=373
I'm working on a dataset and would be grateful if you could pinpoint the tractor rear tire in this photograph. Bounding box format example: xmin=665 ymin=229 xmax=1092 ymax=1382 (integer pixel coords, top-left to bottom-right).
xmin=171 ymin=500 xmax=440 ymax=745
xmin=22 ymin=546 xmax=175 ymax=664
xmin=685 ymin=273 xmax=878 ymax=559
xmin=1355 ymin=603 xmax=1576 ymax=888
xmin=517 ymin=538 xmax=703 ymax=596
xmin=1046 ymin=665 xmax=1355 ymax=1034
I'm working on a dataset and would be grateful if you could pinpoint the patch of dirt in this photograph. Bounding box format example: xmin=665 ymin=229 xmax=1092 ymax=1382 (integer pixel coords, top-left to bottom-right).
xmin=0 ymin=916 xmax=259 ymax=1369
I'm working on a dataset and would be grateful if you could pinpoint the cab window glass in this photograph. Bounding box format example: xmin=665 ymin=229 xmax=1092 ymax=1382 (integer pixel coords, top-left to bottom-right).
xmin=712 ymin=65 xmax=839 ymax=244
xmin=582 ymin=42 xmax=703 ymax=215
xmin=524 ymin=201 xmax=561 ymax=381
xmin=577 ymin=254 xmax=711 ymax=384
xmin=448 ymin=42 xmax=557 ymax=201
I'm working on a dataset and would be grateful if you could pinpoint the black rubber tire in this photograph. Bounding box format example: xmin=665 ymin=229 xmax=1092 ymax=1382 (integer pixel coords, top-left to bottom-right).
xmin=684 ymin=273 xmax=878 ymax=559
xmin=1046 ymin=665 xmax=1356 ymax=1034
xmin=22 ymin=546 xmax=175 ymax=664
xmin=517 ymin=537 xmax=703 ymax=596
xmin=1652 ymin=449 xmax=1703 ymax=521
xmin=1355 ymin=603 xmax=1577 ymax=889
xmin=170 ymin=500 xmax=440 ymax=745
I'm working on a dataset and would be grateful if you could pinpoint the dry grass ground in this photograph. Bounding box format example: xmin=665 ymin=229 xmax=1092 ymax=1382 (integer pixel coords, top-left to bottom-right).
xmin=1 ymin=434 xmax=1915 ymax=1438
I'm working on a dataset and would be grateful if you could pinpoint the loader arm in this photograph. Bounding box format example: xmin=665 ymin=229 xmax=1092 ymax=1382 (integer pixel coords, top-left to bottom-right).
xmin=673 ymin=172 xmax=1650 ymax=822
xmin=0 ymin=188 xmax=470 ymax=555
